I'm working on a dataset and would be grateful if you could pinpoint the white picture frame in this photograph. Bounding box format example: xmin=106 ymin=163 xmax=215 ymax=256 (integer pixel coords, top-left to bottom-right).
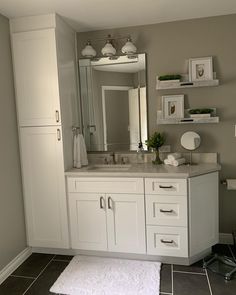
xmin=162 ymin=95 xmax=184 ymax=119
xmin=189 ymin=57 xmax=213 ymax=82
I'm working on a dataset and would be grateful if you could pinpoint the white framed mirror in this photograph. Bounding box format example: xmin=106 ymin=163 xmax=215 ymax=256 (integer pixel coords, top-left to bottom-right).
xmin=78 ymin=53 xmax=147 ymax=152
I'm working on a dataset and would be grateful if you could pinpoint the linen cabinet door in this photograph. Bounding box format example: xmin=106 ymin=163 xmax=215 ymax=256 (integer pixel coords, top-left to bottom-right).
xmin=69 ymin=193 xmax=107 ymax=251
xmin=12 ymin=29 xmax=61 ymax=126
xmin=106 ymin=194 xmax=146 ymax=254
xmin=20 ymin=126 xmax=69 ymax=248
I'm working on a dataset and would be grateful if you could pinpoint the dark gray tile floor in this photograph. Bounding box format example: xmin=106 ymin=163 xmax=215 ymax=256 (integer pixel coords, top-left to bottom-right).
xmin=0 ymin=245 xmax=235 ymax=295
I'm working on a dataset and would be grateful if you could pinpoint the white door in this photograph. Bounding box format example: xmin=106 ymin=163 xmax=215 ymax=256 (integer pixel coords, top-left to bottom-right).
xmin=12 ymin=29 xmax=61 ymax=126
xmin=128 ymin=88 xmax=139 ymax=150
xmin=106 ymin=194 xmax=146 ymax=254
xmin=68 ymin=193 xmax=107 ymax=251
xmin=20 ymin=126 xmax=69 ymax=248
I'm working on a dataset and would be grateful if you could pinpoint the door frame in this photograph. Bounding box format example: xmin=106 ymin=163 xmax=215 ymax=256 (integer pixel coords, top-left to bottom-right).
xmin=101 ymin=86 xmax=133 ymax=151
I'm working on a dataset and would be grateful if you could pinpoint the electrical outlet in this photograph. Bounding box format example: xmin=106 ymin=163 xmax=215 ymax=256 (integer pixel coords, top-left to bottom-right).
xmin=159 ymin=145 xmax=171 ymax=153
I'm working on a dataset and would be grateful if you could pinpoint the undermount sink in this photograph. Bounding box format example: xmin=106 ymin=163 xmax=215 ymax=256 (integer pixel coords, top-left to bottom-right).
xmin=88 ymin=164 xmax=131 ymax=172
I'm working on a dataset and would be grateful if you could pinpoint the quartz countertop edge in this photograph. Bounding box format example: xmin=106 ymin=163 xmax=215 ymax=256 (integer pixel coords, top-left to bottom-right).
xmin=65 ymin=163 xmax=221 ymax=178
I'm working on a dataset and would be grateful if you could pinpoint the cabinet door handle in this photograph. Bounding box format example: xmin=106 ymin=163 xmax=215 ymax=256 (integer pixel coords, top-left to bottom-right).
xmin=159 ymin=185 xmax=173 ymax=189
xmin=57 ymin=129 xmax=61 ymax=141
xmin=100 ymin=196 xmax=105 ymax=209
xmin=55 ymin=110 xmax=60 ymax=123
xmin=108 ymin=197 xmax=112 ymax=209
xmin=160 ymin=209 xmax=173 ymax=213
xmin=161 ymin=239 xmax=174 ymax=244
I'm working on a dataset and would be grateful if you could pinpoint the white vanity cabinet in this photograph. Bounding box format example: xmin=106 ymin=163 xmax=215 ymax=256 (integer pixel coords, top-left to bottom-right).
xmin=69 ymin=193 xmax=107 ymax=251
xmin=20 ymin=126 xmax=69 ymax=248
xmin=67 ymin=171 xmax=219 ymax=261
xmin=11 ymin=29 xmax=61 ymax=127
xmin=10 ymin=14 xmax=79 ymax=248
xmin=67 ymin=178 xmax=146 ymax=254
xmin=145 ymin=178 xmax=189 ymax=257
xmin=145 ymin=173 xmax=219 ymax=258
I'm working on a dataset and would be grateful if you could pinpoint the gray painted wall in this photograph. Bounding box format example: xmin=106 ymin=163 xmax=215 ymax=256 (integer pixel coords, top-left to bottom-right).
xmin=77 ymin=14 xmax=236 ymax=233
xmin=0 ymin=14 xmax=26 ymax=270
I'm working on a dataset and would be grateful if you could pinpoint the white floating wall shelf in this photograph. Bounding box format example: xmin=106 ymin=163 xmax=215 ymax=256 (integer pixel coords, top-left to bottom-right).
xmin=157 ymin=108 xmax=219 ymax=125
xmin=156 ymin=73 xmax=219 ymax=90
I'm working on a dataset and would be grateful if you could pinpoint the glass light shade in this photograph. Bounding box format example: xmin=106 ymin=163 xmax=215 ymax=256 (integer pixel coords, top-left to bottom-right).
xmin=101 ymin=41 xmax=116 ymax=56
xmin=81 ymin=41 xmax=96 ymax=58
xmin=121 ymin=38 xmax=137 ymax=55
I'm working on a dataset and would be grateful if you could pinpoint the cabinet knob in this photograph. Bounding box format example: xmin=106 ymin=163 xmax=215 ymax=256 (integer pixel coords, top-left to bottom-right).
xmin=159 ymin=185 xmax=173 ymax=189
xmin=108 ymin=197 xmax=112 ymax=209
xmin=161 ymin=239 xmax=174 ymax=244
xmin=100 ymin=196 xmax=105 ymax=209
xmin=160 ymin=209 xmax=173 ymax=213
xmin=57 ymin=129 xmax=61 ymax=141
xmin=55 ymin=110 xmax=60 ymax=123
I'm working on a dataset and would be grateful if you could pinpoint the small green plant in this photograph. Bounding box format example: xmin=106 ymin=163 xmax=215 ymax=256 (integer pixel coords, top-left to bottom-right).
xmin=145 ymin=132 xmax=165 ymax=164
xmin=158 ymin=74 xmax=182 ymax=81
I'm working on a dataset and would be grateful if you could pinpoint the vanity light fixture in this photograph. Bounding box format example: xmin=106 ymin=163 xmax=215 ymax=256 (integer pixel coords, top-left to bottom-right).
xmin=81 ymin=41 xmax=97 ymax=58
xmin=101 ymin=35 xmax=116 ymax=57
xmin=121 ymin=37 xmax=137 ymax=55
xmin=81 ymin=34 xmax=137 ymax=58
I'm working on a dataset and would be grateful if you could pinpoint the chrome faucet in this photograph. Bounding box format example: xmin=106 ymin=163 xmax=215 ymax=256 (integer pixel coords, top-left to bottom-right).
xmin=110 ymin=152 xmax=117 ymax=164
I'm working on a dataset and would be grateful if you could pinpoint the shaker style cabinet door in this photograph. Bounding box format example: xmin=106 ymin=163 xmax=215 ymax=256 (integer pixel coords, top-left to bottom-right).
xmin=20 ymin=126 xmax=69 ymax=248
xmin=106 ymin=194 xmax=146 ymax=254
xmin=68 ymin=193 xmax=107 ymax=251
xmin=12 ymin=29 xmax=61 ymax=126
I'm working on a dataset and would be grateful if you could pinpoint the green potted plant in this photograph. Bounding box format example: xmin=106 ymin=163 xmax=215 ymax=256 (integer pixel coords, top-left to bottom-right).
xmin=145 ymin=132 xmax=165 ymax=164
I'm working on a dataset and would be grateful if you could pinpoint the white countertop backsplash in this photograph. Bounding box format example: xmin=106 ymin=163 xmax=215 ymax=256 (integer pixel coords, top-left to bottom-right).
xmin=87 ymin=152 xmax=217 ymax=165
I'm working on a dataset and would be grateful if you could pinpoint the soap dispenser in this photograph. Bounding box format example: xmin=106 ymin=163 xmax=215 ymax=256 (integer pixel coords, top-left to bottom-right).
xmin=137 ymin=142 xmax=144 ymax=164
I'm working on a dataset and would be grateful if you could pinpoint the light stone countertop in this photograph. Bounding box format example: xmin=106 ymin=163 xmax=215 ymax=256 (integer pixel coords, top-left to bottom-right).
xmin=65 ymin=163 xmax=221 ymax=178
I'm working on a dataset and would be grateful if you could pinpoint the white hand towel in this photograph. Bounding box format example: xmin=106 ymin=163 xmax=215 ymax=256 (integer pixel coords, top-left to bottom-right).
xmin=172 ymin=158 xmax=186 ymax=167
xmin=164 ymin=159 xmax=172 ymax=165
xmin=168 ymin=153 xmax=182 ymax=161
xmin=73 ymin=134 xmax=88 ymax=168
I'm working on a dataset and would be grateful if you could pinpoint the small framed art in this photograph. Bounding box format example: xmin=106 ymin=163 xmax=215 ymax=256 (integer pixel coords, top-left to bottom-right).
xmin=189 ymin=57 xmax=213 ymax=82
xmin=162 ymin=94 xmax=184 ymax=119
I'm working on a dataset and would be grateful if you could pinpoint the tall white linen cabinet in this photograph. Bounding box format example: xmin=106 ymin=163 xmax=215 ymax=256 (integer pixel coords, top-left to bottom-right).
xmin=10 ymin=14 xmax=79 ymax=248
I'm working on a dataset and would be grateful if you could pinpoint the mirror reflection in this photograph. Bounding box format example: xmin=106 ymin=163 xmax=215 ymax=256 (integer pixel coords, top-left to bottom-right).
xmin=79 ymin=53 xmax=148 ymax=151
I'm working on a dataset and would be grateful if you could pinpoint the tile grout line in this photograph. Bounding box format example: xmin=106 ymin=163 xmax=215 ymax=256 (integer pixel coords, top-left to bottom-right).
xmin=52 ymin=259 xmax=72 ymax=262
xmin=205 ymin=268 xmax=213 ymax=295
xmin=22 ymin=254 xmax=56 ymax=295
xmin=160 ymin=292 xmax=173 ymax=295
xmin=10 ymin=274 xmax=36 ymax=280
xmin=171 ymin=264 xmax=174 ymax=295
xmin=173 ymin=270 xmax=206 ymax=276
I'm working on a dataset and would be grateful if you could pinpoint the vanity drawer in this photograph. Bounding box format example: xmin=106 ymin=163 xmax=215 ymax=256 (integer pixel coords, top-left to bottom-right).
xmin=145 ymin=178 xmax=187 ymax=195
xmin=67 ymin=177 xmax=144 ymax=194
xmin=146 ymin=195 xmax=187 ymax=227
xmin=147 ymin=226 xmax=188 ymax=257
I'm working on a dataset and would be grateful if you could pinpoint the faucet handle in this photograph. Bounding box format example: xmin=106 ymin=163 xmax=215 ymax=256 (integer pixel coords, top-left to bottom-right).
xmin=121 ymin=157 xmax=128 ymax=164
xmin=104 ymin=157 xmax=109 ymax=165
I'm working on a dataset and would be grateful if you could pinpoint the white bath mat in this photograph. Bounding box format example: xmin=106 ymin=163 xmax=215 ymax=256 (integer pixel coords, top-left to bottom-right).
xmin=50 ymin=255 xmax=161 ymax=295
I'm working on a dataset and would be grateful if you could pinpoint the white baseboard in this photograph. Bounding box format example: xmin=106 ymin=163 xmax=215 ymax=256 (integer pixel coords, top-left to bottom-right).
xmin=0 ymin=247 xmax=32 ymax=285
xmin=219 ymin=233 xmax=234 ymax=245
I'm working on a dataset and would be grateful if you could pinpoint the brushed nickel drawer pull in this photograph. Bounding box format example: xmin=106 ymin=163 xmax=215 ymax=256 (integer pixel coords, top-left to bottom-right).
xmin=161 ymin=239 xmax=174 ymax=244
xmin=159 ymin=185 xmax=173 ymax=189
xmin=55 ymin=110 xmax=60 ymax=123
xmin=57 ymin=129 xmax=61 ymax=141
xmin=100 ymin=196 xmax=105 ymax=209
xmin=160 ymin=209 xmax=174 ymax=213
xmin=108 ymin=197 xmax=112 ymax=209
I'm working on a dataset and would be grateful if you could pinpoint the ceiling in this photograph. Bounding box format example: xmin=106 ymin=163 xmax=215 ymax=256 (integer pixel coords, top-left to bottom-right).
xmin=1 ymin=0 xmax=236 ymax=32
